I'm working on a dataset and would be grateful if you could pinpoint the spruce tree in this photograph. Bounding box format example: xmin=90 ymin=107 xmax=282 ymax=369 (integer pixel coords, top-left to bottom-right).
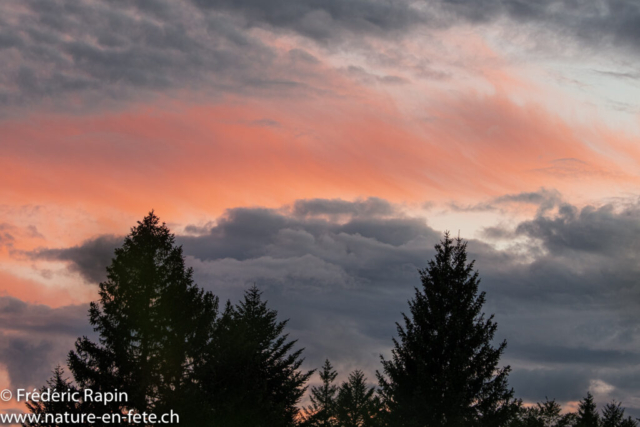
xmin=67 ymin=212 xmax=219 ymax=424
xmin=602 ymin=401 xmax=637 ymax=427
xmin=303 ymin=359 xmax=339 ymax=427
xmin=602 ymin=402 xmax=624 ymax=427
xmin=377 ymin=232 xmax=518 ymax=427
xmin=335 ymin=370 xmax=382 ymax=427
xmin=202 ymin=286 xmax=313 ymax=427
xmin=576 ymin=392 xmax=600 ymax=427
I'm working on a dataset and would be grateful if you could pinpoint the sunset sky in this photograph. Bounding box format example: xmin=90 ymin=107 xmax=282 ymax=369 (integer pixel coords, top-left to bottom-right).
xmin=2 ymin=0 xmax=640 ymax=417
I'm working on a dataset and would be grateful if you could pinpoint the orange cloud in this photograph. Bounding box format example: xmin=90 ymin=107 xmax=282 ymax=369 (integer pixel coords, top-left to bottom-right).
xmin=0 ymin=270 xmax=93 ymax=307
xmin=1 ymin=27 xmax=639 ymax=237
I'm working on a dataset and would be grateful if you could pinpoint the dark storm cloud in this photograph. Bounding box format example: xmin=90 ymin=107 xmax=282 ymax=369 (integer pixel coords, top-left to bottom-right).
xmin=16 ymin=197 xmax=640 ymax=413
xmin=29 ymin=234 xmax=121 ymax=284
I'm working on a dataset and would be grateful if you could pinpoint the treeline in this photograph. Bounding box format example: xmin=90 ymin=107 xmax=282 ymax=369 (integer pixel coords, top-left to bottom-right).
xmin=24 ymin=213 xmax=637 ymax=427
xmin=303 ymin=366 xmax=637 ymax=427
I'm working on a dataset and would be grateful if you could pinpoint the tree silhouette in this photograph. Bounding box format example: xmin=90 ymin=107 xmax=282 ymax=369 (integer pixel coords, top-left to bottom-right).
xmin=377 ymin=232 xmax=518 ymax=427
xmin=509 ymin=398 xmax=575 ymax=427
xmin=335 ymin=370 xmax=382 ymax=427
xmin=602 ymin=401 xmax=637 ymax=427
xmin=201 ymin=286 xmax=313 ymax=427
xmin=67 ymin=212 xmax=220 ymax=424
xmin=23 ymin=366 xmax=82 ymax=427
xmin=303 ymin=359 xmax=339 ymax=427
xmin=576 ymin=392 xmax=600 ymax=427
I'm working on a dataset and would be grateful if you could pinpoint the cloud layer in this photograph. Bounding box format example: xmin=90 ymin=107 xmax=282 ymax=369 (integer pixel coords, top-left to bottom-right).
xmin=16 ymin=196 xmax=640 ymax=416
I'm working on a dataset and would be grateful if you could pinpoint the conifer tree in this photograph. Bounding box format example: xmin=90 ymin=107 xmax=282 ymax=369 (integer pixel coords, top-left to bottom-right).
xmin=202 ymin=286 xmax=313 ymax=427
xmin=377 ymin=232 xmax=518 ymax=427
xmin=602 ymin=402 xmax=624 ymax=427
xmin=67 ymin=212 xmax=220 ymax=424
xmin=335 ymin=370 xmax=382 ymax=427
xmin=508 ymin=398 xmax=575 ymax=427
xmin=576 ymin=392 xmax=600 ymax=427
xmin=24 ymin=366 xmax=83 ymax=427
xmin=602 ymin=401 xmax=637 ymax=427
xmin=303 ymin=359 xmax=339 ymax=427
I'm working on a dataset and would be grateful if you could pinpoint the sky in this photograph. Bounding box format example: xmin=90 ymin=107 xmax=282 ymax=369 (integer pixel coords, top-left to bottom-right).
xmin=2 ymin=0 xmax=640 ymax=418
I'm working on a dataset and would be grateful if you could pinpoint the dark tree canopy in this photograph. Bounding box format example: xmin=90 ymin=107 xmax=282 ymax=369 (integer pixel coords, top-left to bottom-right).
xmin=377 ymin=232 xmax=518 ymax=427
xmin=303 ymin=359 xmax=339 ymax=427
xmin=27 ymin=212 xmax=314 ymax=427
xmin=201 ymin=286 xmax=313 ymax=427
xmin=23 ymin=366 xmax=82 ymax=427
xmin=602 ymin=401 xmax=638 ymax=427
xmin=67 ymin=212 xmax=220 ymax=423
xmin=508 ymin=398 xmax=576 ymax=427
xmin=335 ymin=370 xmax=382 ymax=427
xmin=576 ymin=392 xmax=600 ymax=427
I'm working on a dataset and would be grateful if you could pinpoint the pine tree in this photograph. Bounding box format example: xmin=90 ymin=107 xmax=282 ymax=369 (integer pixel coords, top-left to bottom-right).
xmin=377 ymin=232 xmax=518 ymax=427
xmin=67 ymin=212 xmax=220 ymax=424
xmin=576 ymin=392 xmax=600 ymax=427
xmin=202 ymin=286 xmax=313 ymax=427
xmin=335 ymin=370 xmax=382 ymax=427
xmin=303 ymin=359 xmax=339 ymax=427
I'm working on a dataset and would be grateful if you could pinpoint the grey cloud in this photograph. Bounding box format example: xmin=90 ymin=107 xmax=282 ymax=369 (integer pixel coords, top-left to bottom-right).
xmin=0 ymin=296 xmax=90 ymax=337
xmin=0 ymin=297 xmax=90 ymax=389
xmin=187 ymin=0 xmax=640 ymax=61
xmin=3 ymin=0 xmax=640 ymax=113
xmin=292 ymin=197 xmax=397 ymax=219
xmin=13 ymin=196 xmax=640 ymax=415
xmin=451 ymin=188 xmax=562 ymax=213
xmin=0 ymin=0 xmax=318 ymax=112
xmin=508 ymin=368 xmax=592 ymax=402
xmin=29 ymin=234 xmax=122 ymax=284
xmin=509 ymin=343 xmax=640 ymax=367
xmin=0 ymin=335 xmax=57 ymax=389
xmin=189 ymin=0 xmax=425 ymax=41
xmin=515 ymin=202 xmax=640 ymax=257
xmin=177 ymin=197 xmax=640 ymax=413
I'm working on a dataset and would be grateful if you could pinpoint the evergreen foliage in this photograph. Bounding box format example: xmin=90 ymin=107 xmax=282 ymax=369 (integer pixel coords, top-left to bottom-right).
xmin=602 ymin=401 xmax=637 ymax=427
xmin=377 ymin=232 xmax=518 ymax=427
xmin=201 ymin=286 xmax=313 ymax=427
xmin=576 ymin=392 xmax=600 ymax=427
xmin=67 ymin=212 xmax=219 ymax=424
xmin=335 ymin=370 xmax=382 ymax=427
xmin=23 ymin=366 xmax=82 ymax=427
xmin=303 ymin=359 xmax=339 ymax=427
